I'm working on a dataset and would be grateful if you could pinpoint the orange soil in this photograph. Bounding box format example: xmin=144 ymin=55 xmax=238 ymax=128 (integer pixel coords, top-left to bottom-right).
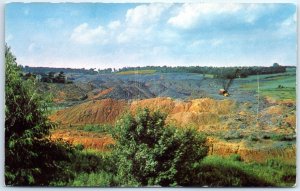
xmin=207 ymin=137 xmax=296 ymax=165
xmin=50 ymin=97 xmax=296 ymax=163
xmin=90 ymin=88 xmax=114 ymax=100
xmin=50 ymin=97 xmax=236 ymax=129
xmin=51 ymin=129 xmax=114 ymax=151
xmin=50 ymin=98 xmax=128 ymax=125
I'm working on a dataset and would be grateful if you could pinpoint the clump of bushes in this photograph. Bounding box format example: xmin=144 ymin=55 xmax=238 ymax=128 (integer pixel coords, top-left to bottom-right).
xmin=223 ymin=130 xmax=244 ymax=140
xmin=248 ymin=134 xmax=259 ymax=142
xmin=270 ymin=134 xmax=295 ymax=141
xmin=112 ymin=108 xmax=208 ymax=186
xmin=229 ymin=154 xmax=242 ymax=161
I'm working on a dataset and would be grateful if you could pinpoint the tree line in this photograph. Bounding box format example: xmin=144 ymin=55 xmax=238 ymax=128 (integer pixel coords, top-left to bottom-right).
xmin=21 ymin=64 xmax=290 ymax=78
xmin=116 ymin=64 xmax=287 ymax=78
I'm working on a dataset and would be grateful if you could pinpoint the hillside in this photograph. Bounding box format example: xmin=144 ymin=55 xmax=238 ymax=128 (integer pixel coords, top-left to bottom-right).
xmin=39 ymin=68 xmax=296 ymax=110
xmin=50 ymin=97 xmax=295 ymax=164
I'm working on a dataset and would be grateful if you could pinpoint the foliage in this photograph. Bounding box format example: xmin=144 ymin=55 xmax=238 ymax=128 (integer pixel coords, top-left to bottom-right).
xmin=22 ymin=65 xmax=98 ymax=75
xmin=270 ymin=134 xmax=295 ymax=141
xmin=23 ymin=65 xmax=289 ymax=77
xmin=63 ymin=150 xmax=120 ymax=187
xmin=198 ymin=156 xmax=271 ymax=186
xmin=112 ymin=108 xmax=208 ymax=186
xmin=5 ymin=45 xmax=74 ymax=185
xmin=228 ymin=154 xmax=242 ymax=162
xmin=117 ymin=70 xmax=156 ymax=75
xmin=240 ymin=67 xmax=296 ymax=101
xmin=197 ymin=156 xmax=295 ymax=187
xmin=77 ymin=124 xmax=113 ymax=134
xmin=68 ymin=172 xmax=120 ymax=187
xmin=223 ymin=130 xmax=244 ymax=140
xmin=116 ymin=65 xmax=287 ymax=77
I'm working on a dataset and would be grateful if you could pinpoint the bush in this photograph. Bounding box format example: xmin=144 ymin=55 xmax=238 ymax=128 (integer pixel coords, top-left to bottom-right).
xmin=112 ymin=108 xmax=208 ymax=186
xmin=70 ymin=150 xmax=112 ymax=173
xmin=270 ymin=134 xmax=295 ymax=141
xmin=248 ymin=135 xmax=259 ymax=142
xmin=229 ymin=154 xmax=242 ymax=161
xmin=224 ymin=131 xmax=244 ymax=140
xmin=5 ymin=45 xmax=74 ymax=186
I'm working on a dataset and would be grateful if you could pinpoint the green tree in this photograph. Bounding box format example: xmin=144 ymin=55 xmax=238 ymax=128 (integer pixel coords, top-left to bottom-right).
xmin=112 ymin=108 xmax=208 ymax=186
xmin=5 ymin=45 xmax=73 ymax=186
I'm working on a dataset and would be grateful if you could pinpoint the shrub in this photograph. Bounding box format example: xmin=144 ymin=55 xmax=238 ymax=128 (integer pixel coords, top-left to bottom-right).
xmin=5 ymin=45 xmax=74 ymax=186
xmin=112 ymin=108 xmax=208 ymax=186
xmin=248 ymin=135 xmax=259 ymax=142
xmin=224 ymin=131 xmax=244 ymax=140
xmin=261 ymin=134 xmax=271 ymax=139
xmin=270 ymin=134 xmax=295 ymax=141
xmin=229 ymin=154 xmax=242 ymax=161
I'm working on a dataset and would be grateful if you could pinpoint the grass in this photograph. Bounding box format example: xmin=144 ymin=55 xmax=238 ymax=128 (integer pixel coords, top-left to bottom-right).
xmin=51 ymin=146 xmax=296 ymax=187
xmin=68 ymin=171 xmax=119 ymax=187
xmin=117 ymin=70 xmax=156 ymax=75
xmin=204 ymin=74 xmax=214 ymax=78
xmin=199 ymin=155 xmax=296 ymax=187
xmin=240 ymin=68 xmax=296 ymax=101
xmin=76 ymin=124 xmax=113 ymax=134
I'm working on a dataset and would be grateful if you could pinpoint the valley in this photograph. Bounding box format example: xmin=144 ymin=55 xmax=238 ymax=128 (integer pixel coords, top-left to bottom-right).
xmin=47 ymin=68 xmax=296 ymax=165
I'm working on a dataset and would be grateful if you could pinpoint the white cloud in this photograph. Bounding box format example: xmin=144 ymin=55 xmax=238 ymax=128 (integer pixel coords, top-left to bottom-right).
xmin=116 ymin=4 xmax=172 ymax=44
xmin=167 ymin=3 xmax=277 ymax=29
xmin=70 ymin=23 xmax=107 ymax=44
xmin=276 ymin=13 xmax=296 ymax=36
xmin=125 ymin=3 xmax=171 ymax=27
xmin=108 ymin=20 xmax=121 ymax=30
xmin=168 ymin=3 xmax=241 ymax=29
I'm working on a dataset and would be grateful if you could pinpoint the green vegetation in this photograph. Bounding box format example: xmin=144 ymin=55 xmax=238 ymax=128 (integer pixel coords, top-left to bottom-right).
xmin=6 ymin=46 xmax=296 ymax=187
xmin=112 ymin=109 xmax=208 ymax=186
xmin=198 ymin=155 xmax=295 ymax=187
xmin=57 ymin=148 xmax=296 ymax=187
xmin=117 ymin=69 xmax=156 ymax=75
xmin=5 ymin=45 xmax=74 ymax=186
xmin=240 ymin=68 xmax=296 ymax=101
xmin=116 ymin=65 xmax=287 ymax=77
xmin=77 ymin=124 xmax=113 ymax=134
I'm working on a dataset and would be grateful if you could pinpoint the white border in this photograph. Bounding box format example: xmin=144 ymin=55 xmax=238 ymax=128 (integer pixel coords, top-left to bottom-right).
xmin=0 ymin=0 xmax=298 ymax=190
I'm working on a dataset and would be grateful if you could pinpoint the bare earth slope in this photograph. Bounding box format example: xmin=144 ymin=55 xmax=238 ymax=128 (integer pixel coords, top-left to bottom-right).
xmin=50 ymin=97 xmax=295 ymax=164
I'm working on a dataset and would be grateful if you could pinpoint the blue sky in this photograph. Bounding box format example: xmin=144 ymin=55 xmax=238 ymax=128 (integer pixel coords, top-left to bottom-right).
xmin=5 ymin=3 xmax=297 ymax=69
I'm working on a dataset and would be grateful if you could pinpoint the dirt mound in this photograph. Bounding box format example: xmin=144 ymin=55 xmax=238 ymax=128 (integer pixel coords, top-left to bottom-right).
xmin=51 ymin=129 xmax=114 ymax=151
xmin=130 ymin=97 xmax=175 ymax=114
xmin=50 ymin=99 xmax=128 ymax=125
xmin=50 ymin=97 xmax=295 ymax=164
xmin=50 ymin=97 xmax=236 ymax=129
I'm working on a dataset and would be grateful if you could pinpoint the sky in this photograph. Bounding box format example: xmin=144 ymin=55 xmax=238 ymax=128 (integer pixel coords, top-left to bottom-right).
xmin=5 ymin=3 xmax=297 ymax=69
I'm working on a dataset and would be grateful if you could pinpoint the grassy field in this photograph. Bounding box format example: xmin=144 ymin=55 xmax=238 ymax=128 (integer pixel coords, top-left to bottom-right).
xmin=240 ymin=68 xmax=296 ymax=101
xmin=63 ymin=151 xmax=295 ymax=187
xmin=117 ymin=69 xmax=156 ymax=75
